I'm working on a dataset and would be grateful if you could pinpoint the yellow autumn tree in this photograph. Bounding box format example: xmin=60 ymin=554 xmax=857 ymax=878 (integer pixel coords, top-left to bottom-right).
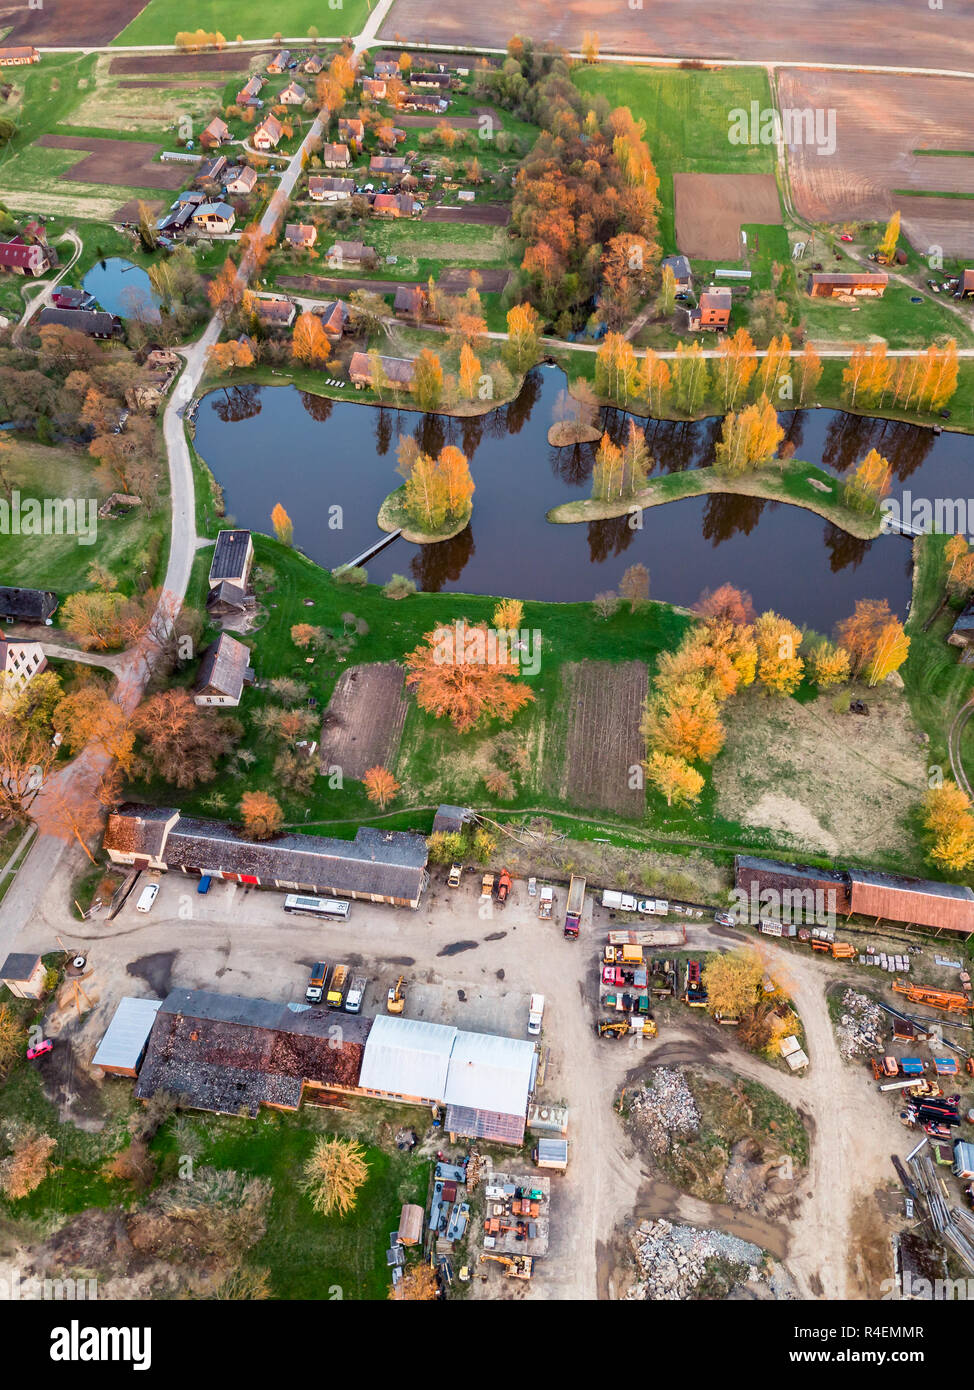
xmin=863 ymin=619 xmax=909 ymax=685
xmin=877 ymin=210 xmax=901 ymax=262
xmin=754 ymin=610 xmax=805 ymax=695
xmin=271 ymin=502 xmax=293 ymax=545
xmin=493 ymin=598 xmax=524 ymax=631
xmin=807 ymin=638 xmax=850 ymax=689
xmin=643 ymin=750 xmax=705 ymax=807
xmin=713 ymin=394 xmax=784 ymax=474
xmin=458 ymin=341 xmax=481 ymax=401
xmin=844 ymin=448 xmax=892 ymax=513
xmin=924 ymin=780 xmax=974 ymax=871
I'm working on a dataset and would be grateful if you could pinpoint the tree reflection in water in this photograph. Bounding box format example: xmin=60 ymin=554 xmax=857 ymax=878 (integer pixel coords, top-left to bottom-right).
xmin=409 ymin=525 xmax=475 ymax=592
xmin=211 ymin=384 xmax=262 ymax=423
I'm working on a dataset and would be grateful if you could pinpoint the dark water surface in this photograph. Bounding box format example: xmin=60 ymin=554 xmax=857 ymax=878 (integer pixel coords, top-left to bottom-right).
xmin=82 ymin=257 xmax=160 ymax=321
xmin=194 ymin=366 xmax=974 ymax=630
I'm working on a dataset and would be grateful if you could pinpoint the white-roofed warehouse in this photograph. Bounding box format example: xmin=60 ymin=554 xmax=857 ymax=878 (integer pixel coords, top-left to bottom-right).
xmin=358 ymin=1015 xmax=456 ymax=1104
xmin=357 ymin=1015 xmax=536 ymax=1145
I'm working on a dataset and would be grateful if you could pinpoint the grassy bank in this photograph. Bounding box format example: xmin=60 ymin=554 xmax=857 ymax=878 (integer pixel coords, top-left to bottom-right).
xmin=546 ymin=457 xmax=882 ymax=539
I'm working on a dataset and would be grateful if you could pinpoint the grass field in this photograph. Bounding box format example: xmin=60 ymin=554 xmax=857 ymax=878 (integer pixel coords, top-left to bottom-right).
xmin=572 ymin=65 xmax=776 ymax=255
xmin=113 ymin=0 xmax=373 ymax=46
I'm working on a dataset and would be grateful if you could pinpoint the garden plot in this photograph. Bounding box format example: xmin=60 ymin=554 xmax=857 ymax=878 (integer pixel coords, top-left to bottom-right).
xmin=318 ymin=662 xmax=409 ymax=781
xmin=673 ymin=172 xmax=782 ymax=260
xmin=547 ymin=660 xmax=648 ymax=817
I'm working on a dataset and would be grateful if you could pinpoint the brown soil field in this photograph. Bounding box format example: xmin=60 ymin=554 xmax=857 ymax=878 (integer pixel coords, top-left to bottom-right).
xmin=109 ymin=53 xmax=267 ymax=76
xmin=112 ymin=197 xmax=164 ymax=222
xmin=116 ymin=78 xmax=227 ymax=89
xmin=547 ymin=659 xmax=648 ymax=816
xmin=425 ymin=204 xmax=512 ymax=226
xmin=278 ymin=273 xmax=422 ymax=297
xmin=779 ymin=70 xmax=974 ymax=258
xmin=0 ymin=0 xmax=144 ymax=45
xmin=318 ymin=661 xmax=409 ymax=781
xmin=436 ymin=265 xmax=510 ymax=290
xmin=674 ymin=172 xmax=781 ymax=259
xmin=35 ymin=134 xmax=188 ymax=190
xmin=379 ymin=0 xmax=974 ymax=71
xmin=713 ymin=685 xmax=927 ymax=861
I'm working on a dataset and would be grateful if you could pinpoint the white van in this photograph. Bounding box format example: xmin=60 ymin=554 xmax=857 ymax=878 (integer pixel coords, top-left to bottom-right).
xmin=136 ymin=883 xmax=159 ymax=914
xmin=528 ymin=993 xmax=545 ymax=1036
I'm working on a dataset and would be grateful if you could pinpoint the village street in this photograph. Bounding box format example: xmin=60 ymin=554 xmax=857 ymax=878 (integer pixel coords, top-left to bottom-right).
xmin=9 ymin=858 xmax=914 ymax=1301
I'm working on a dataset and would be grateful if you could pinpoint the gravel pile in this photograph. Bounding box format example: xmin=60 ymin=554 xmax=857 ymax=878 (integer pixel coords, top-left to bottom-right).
xmin=630 ymin=1069 xmax=700 ymax=1156
xmin=835 ymin=988 xmax=886 ymax=1059
xmin=625 ymin=1219 xmax=766 ymax=1300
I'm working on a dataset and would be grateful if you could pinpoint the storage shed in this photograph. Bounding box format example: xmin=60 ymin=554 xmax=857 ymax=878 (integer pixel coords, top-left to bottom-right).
xmin=92 ymin=997 xmax=162 ymax=1078
xmin=954 ymin=1140 xmax=974 ymax=1180
xmin=398 ymin=1202 xmax=424 ymax=1246
xmin=534 ymin=1138 xmax=569 ymax=1170
xmin=0 ymin=952 xmax=46 ymax=1000
xmin=848 ymin=870 xmax=974 ymax=937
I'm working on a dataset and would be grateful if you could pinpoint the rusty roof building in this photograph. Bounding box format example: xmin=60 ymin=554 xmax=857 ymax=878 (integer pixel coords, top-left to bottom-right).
xmin=135 ymin=989 xmax=373 ymax=1115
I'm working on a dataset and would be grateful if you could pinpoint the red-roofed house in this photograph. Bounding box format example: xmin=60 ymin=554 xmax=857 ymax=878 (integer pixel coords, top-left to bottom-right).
xmin=0 ymin=237 xmax=51 ymax=277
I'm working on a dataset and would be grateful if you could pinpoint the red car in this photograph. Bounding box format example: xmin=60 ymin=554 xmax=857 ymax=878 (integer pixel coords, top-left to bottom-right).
xmin=26 ymin=1039 xmax=53 ymax=1060
xmin=840 ymin=234 xmax=854 ymax=242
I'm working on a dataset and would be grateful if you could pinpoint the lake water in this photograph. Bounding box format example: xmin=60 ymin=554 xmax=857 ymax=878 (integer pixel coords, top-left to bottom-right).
xmin=82 ymin=257 xmax=160 ymax=321
xmin=193 ymin=367 xmax=974 ymax=631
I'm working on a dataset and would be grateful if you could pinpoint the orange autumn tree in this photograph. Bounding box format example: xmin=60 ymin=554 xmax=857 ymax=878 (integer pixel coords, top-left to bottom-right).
xmin=271 ymin=502 xmax=293 ymax=545
xmin=208 ymin=339 xmax=254 ymax=374
xmin=240 ymin=791 xmax=283 ymax=840
xmin=399 ymin=444 xmax=474 ymax=533
xmin=836 ymin=597 xmax=908 ymax=681
xmin=458 ymin=341 xmax=481 ymax=401
xmin=363 ymin=766 xmax=400 ymax=809
xmin=714 ymin=327 xmax=758 ymax=409
xmin=292 ymin=312 xmax=332 ymax=368
xmin=713 ymin=395 xmax=784 ymax=474
xmin=405 ymin=623 xmax=534 ymax=733
xmin=208 ymin=257 xmax=243 ymax=316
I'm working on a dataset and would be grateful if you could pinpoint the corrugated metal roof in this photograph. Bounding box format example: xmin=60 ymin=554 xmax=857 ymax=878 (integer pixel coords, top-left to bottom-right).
xmin=443 ymin=1030 xmax=535 ymax=1116
xmin=92 ymin=997 xmax=162 ymax=1071
xmin=358 ymin=1015 xmax=456 ymax=1099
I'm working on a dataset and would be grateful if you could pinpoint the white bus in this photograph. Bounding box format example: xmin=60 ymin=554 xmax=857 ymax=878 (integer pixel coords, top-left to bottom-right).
xmin=283 ymin=893 xmax=351 ymax=920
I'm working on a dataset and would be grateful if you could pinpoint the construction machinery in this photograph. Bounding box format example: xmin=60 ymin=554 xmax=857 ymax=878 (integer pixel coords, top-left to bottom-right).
xmin=684 ymin=959 xmax=708 ymax=1007
xmin=479 ymin=1254 xmax=533 ymax=1280
xmin=812 ymin=938 xmax=855 ymax=959
xmin=597 ymin=1018 xmax=629 ymax=1038
xmin=386 ymin=975 xmax=406 ymax=1014
xmin=481 ymin=873 xmax=495 ymax=899
xmin=564 ymin=874 xmax=586 ymax=939
xmin=871 ymin=1056 xmax=899 ymax=1080
xmin=893 ymin=981 xmax=971 ymax=1016
xmin=538 ymin=884 xmax=553 ymax=920
xmin=496 ymin=869 xmax=512 ymax=904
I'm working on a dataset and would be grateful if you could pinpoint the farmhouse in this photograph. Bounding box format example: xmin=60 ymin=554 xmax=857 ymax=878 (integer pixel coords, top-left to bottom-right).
xmin=0 ymin=47 xmax=39 ymax=65
xmin=208 ymin=528 xmax=253 ymax=590
xmin=312 ymin=299 xmax=349 ymax=343
xmin=688 ymin=286 xmax=731 ymax=331
xmin=285 ymin=222 xmax=317 ymax=250
xmin=394 ymin=284 xmax=427 ymax=318
xmin=349 ymin=351 xmax=415 ymax=391
xmin=195 ymin=155 xmax=228 ymax=186
xmin=807 ymin=271 xmax=888 ymax=298
xmin=410 ymin=72 xmax=451 ymax=90
xmin=0 ymin=586 xmax=57 ymax=624
xmin=199 ymin=117 xmax=230 ymax=149
xmin=401 ymin=92 xmax=447 ymax=113
xmin=338 ymin=117 xmax=365 ymax=145
xmin=266 ymin=50 xmax=291 ymax=74
xmin=237 ymin=75 xmax=264 ymax=106
xmin=362 ymin=77 xmax=387 ymax=99
xmin=370 ymin=155 xmax=406 ymax=176
xmin=253 ymin=114 xmax=284 ymax=151
xmin=379 ymin=127 xmax=407 ymax=148
xmin=36 ymin=307 xmax=123 ymax=339
xmin=374 ymin=60 xmax=400 ymax=79
xmin=321 ymin=142 xmax=351 ymax=169
xmin=662 ymin=254 xmax=692 ymax=293
xmin=192 ymin=201 xmax=236 ymax=234
xmin=155 ymin=202 xmax=194 ymax=235
xmin=102 ymin=807 xmax=430 ymax=907
xmin=308 ymin=175 xmax=354 ymax=202
xmin=279 ymin=80 xmax=307 ymax=105
xmin=373 ymin=192 xmax=419 ymax=218
xmin=193 ymin=632 xmax=255 ymax=706
xmin=302 ymin=53 xmax=323 ymax=75
xmin=326 ymin=239 xmax=376 ymax=268
xmin=206 ymin=581 xmax=256 ymax=619
xmin=0 ymin=237 xmax=51 ymax=277
xmin=253 ymin=295 xmax=296 ymax=328
xmin=0 ymin=636 xmax=46 ymax=709
xmin=52 ymin=286 xmax=95 ymax=310
xmin=225 ymin=165 xmax=257 ymax=196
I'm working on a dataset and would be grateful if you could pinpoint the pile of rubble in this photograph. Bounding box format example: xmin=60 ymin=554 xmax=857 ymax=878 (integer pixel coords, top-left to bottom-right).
xmin=835 ymin=988 xmax=886 ymax=1059
xmin=625 ymin=1219 xmax=766 ymax=1300
xmin=629 ymin=1068 xmax=700 ymax=1156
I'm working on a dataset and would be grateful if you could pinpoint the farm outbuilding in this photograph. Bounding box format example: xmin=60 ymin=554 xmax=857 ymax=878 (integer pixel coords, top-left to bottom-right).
xmin=398 ymin=1203 xmax=424 ymax=1245
xmin=92 ymin=997 xmax=162 ymax=1078
xmin=954 ymin=1141 xmax=974 ymax=1180
xmin=807 ymin=272 xmax=888 ymax=298
xmin=847 ymin=870 xmax=974 ymax=937
xmin=0 ymin=952 xmax=46 ymax=1000
xmin=734 ymin=855 xmax=852 ymax=919
xmin=358 ymin=1015 xmax=455 ymax=1104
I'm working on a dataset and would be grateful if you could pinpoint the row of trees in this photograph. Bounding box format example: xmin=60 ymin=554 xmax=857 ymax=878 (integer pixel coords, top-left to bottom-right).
xmin=843 ymin=339 xmax=959 ymax=413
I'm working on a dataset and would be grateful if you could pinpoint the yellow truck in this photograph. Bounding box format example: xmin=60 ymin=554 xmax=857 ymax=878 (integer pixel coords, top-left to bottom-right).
xmin=327 ymin=964 xmax=349 ymax=1009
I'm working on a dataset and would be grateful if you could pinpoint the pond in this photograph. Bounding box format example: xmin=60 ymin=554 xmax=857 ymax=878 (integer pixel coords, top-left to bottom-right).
xmin=82 ymin=257 xmax=160 ymax=321
xmin=194 ymin=367 xmax=974 ymax=631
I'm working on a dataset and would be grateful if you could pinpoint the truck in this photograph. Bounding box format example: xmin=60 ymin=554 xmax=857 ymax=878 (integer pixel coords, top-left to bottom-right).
xmin=496 ymin=869 xmax=512 ymax=904
xmin=481 ymin=873 xmax=494 ymax=899
xmin=528 ymin=993 xmax=545 ymax=1036
xmin=538 ymin=884 xmax=553 ymax=920
xmin=327 ymin=964 xmax=349 ymax=1009
xmin=447 ymin=863 xmax=463 ymax=888
xmin=306 ymin=962 xmax=328 ymax=1005
xmin=564 ymin=874 xmax=586 ymax=939
xmin=345 ymin=974 xmax=367 ymax=1014
xmin=602 ymin=889 xmax=639 ymax=912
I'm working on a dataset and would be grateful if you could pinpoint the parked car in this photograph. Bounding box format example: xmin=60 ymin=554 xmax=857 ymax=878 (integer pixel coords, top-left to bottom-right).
xmin=840 ymin=233 xmax=853 ymax=242
xmin=447 ymin=862 xmax=463 ymax=888
xmin=197 ymin=875 xmax=212 ymax=895
xmin=136 ymin=883 xmax=159 ymax=913
xmin=527 ymin=993 xmax=545 ymax=1036
xmin=26 ymin=1039 xmax=53 ymax=1060
xmin=714 ymin=911 xmax=737 ymax=927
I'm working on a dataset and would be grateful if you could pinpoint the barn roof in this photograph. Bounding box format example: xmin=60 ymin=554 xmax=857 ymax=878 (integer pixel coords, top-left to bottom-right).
xmin=92 ymin=997 xmax=162 ymax=1073
xmin=0 ymin=952 xmax=41 ymax=982
xmin=443 ymin=1030 xmax=535 ymax=1116
xmin=734 ymin=854 xmax=848 ymax=885
xmin=0 ymin=586 xmax=57 ymax=621
xmin=209 ymin=528 xmax=252 ymax=582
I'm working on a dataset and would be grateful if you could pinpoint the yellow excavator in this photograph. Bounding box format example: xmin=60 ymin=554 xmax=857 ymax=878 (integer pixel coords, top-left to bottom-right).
xmin=386 ymin=975 xmax=406 ymax=1015
xmin=479 ymin=1254 xmax=533 ymax=1280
